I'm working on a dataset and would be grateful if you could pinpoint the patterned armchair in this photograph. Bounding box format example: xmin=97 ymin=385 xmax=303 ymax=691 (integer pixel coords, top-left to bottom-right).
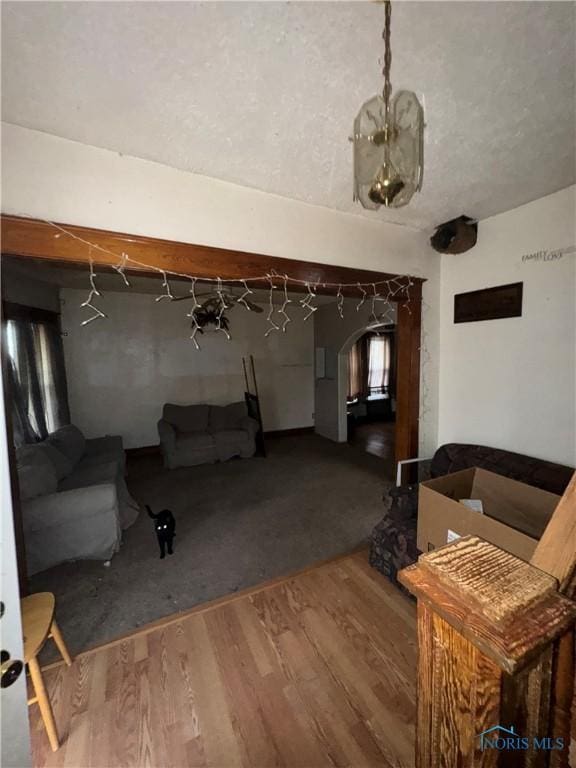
xmin=369 ymin=443 xmax=574 ymax=591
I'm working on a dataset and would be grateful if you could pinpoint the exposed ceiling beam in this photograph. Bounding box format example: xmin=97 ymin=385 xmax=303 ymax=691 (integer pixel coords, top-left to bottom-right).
xmin=1 ymin=215 xmax=424 ymax=299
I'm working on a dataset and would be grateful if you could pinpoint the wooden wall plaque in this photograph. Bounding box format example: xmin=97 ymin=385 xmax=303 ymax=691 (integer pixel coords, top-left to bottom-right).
xmin=454 ymin=282 xmax=523 ymax=323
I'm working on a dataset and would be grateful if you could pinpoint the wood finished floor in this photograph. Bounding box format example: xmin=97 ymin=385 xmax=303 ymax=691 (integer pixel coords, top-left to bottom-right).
xmin=349 ymin=422 xmax=395 ymax=476
xmin=30 ymin=551 xmax=417 ymax=768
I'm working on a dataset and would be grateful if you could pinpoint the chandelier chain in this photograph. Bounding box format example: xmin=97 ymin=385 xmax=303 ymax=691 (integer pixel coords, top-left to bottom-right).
xmin=382 ymin=0 xmax=392 ymax=110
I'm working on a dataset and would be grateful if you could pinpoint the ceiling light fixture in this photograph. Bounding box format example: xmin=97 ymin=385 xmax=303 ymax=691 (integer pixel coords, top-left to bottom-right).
xmin=352 ymin=0 xmax=424 ymax=209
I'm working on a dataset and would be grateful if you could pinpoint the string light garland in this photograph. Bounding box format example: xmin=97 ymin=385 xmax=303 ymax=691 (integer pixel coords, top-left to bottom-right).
xmin=417 ymin=296 xmax=434 ymax=454
xmin=113 ymin=252 xmax=131 ymax=286
xmin=237 ymin=279 xmax=254 ymax=311
xmin=369 ymin=284 xmax=380 ymax=325
xmin=44 ymin=219 xmax=422 ymax=342
xmin=80 ymin=251 xmax=106 ymax=326
xmin=279 ymin=275 xmax=292 ymax=332
xmin=300 ymin=282 xmax=318 ymax=321
xmin=187 ymin=277 xmax=202 ymax=350
xmin=155 ymin=270 xmax=174 ymax=302
xmin=356 ymin=283 xmax=367 ymax=311
xmin=41 ymin=219 xmax=432 ymax=457
xmin=336 ymin=285 xmax=345 ymax=319
xmin=215 ymin=277 xmax=231 ymax=340
xmin=264 ymin=274 xmax=281 ymax=337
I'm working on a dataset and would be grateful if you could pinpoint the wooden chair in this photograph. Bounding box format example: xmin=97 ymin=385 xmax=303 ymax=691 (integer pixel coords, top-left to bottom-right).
xmin=21 ymin=592 xmax=72 ymax=752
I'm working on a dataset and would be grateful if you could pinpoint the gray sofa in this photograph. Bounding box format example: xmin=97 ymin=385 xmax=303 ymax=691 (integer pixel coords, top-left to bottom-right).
xmin=158 ymin=402 xmax=259 ymax=469
xmin=16 ymin=425 xmax=140 ymax=575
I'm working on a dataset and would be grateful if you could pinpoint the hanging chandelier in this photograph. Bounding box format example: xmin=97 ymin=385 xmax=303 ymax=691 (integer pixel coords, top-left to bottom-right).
xmin=352 ymin=0 xmax=424 ymax=209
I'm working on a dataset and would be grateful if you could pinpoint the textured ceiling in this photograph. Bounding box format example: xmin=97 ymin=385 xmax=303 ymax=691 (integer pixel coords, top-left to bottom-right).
xmin=2 ymin=1 xmax=575 ymax=231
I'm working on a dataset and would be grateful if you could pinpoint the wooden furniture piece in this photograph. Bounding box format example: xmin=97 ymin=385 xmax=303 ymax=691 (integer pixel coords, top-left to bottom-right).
xmin=400 ymin=465 xmax=576 ymax=768
xmin=21 ymin=592 xmax=72 ymax=752
xmin=400 ymin=535 xmax=576 ymax=766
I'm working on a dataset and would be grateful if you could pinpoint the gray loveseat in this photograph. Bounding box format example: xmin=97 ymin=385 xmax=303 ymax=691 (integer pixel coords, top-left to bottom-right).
xmin=158 ymin=402 xmax=259 ymax=469
xmin=16 ymin=425 xmax=140 ymax=575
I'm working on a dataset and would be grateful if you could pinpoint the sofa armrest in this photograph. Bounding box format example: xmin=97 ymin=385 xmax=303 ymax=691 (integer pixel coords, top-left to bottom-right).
xmin=387 ymin=483 xmax=419 ymax=518
xmin=242 ymin=417 xmax=260 ymax=437
xmin=23 ymin=484 xmax=121 ymax=575
xmin=158 ymin=419 xmax=176 ymax=451
xmin=23 ymin=483 xmax=119 ymax=534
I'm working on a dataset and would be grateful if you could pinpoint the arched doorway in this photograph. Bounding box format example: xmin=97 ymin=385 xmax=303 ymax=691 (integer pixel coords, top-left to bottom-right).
xmin=314 ymin=291 xmax=421 ymax=467
xmin=339 ymin=322 xmax=396 ymax=444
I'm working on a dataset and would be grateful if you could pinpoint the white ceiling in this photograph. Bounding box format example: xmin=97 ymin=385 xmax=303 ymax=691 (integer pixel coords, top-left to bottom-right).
xmin=2 ymin=1 xmax=575 ymax=231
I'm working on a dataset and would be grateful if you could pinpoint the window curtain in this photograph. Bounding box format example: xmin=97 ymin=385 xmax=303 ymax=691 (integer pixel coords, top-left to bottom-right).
xmin=367 ymin=333 xmax=394 ymax=394
xmin=347 ymin=336 xmax=369 ymax=400
xmin=348 ymin=341 xmax=361 ymax=400
xmin=4 ymin=316 xmax=70 ymax=444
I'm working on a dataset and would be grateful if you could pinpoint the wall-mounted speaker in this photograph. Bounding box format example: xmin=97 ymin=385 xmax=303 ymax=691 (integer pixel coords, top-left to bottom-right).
xmin=431 ymin=215 xmax=478 ymax=254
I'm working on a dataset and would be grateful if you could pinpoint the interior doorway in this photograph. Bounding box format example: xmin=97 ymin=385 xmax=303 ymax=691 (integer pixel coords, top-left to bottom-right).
xmin=1 ymin=222 xmax=422 ymax=660
xmin=340 ymin=324 xmax=397 ymax=477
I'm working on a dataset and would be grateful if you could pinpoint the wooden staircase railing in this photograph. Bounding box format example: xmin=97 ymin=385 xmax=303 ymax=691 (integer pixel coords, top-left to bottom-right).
xmin=399 ymin=472 xmax=576 ymax=767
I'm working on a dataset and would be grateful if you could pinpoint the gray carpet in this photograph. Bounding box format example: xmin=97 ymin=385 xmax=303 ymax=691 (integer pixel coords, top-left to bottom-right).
xmin=31 ymin=434 xmax=391 ymax=659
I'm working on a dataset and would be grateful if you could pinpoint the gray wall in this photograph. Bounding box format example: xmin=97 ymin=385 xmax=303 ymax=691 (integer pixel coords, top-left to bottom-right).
xmin=1 ymin=258 xmax=60 ymax=312
xmin=61 ymin=288 xmax=314 ymax=448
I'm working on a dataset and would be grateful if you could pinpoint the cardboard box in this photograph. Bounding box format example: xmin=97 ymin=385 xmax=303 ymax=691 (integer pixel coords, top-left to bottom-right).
xmin=417 ymin=467 xmax=560 ymax=561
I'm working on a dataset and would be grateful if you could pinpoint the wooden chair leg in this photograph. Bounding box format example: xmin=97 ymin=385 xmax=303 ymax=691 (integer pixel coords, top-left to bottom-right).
xmin=50 ymin=620 xmax=72 ymax=667
xmin=28 ymin=656 xmax=59 ymax=752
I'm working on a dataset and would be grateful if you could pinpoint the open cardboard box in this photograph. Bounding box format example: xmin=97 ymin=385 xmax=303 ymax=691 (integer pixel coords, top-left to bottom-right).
xmin=417 ymin=467 xmax=560 ymax=561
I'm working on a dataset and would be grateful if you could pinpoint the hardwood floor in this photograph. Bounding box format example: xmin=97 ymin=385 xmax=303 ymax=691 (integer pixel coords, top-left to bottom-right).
xmin=350 ymin=422 xmax=396 ymax=475
xmin=29 ymin=551 xmax=417 ymax=768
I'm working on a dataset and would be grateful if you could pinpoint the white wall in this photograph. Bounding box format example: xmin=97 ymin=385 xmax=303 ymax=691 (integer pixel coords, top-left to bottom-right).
xmin=438 ymin=186 xmax=576 ymax=466
xmin=1 ymin=123 xmax=441 ymax=453
xmin=61 ymin=288 xmax=314 ymax=448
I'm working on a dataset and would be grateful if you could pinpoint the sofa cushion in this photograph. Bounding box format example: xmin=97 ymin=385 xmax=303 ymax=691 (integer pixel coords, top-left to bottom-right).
xmin=209 ymin=402 xmax=248 ymax=432
xmin=176 ymin=432 xmax=215 ymax=452
xmin=213 ymin=429 xmax=250 ymax=446
xmin=46 ymin=425 xmax=86 ymax=468
xmin=213 ymin=429 xmax=256 ymax=462
xmin=78 ymin=435 xmax=125 ymax=474
xmin=42 ymin=444 xmax=73 ymax=480
xmin=16 ymin=446 xmax=58 ymax=501
xmin=17 ymin=442 xmax=72 ymax=482
xmin=163 ymin=404 xmax=210 ymax=433
xmin=59 ymin=461 xmax=118 ymax=492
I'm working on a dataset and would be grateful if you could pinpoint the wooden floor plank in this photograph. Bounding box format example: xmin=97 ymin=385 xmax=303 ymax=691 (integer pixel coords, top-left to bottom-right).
xmin=30 ymin=551 xmax=417 ymax=767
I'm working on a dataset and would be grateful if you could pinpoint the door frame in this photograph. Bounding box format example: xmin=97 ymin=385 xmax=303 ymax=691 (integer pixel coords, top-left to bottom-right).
xmin=0 ymin=370 xmax=32 ymax=767
xmin=1 ymin=214 xmax=422 ymax=465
